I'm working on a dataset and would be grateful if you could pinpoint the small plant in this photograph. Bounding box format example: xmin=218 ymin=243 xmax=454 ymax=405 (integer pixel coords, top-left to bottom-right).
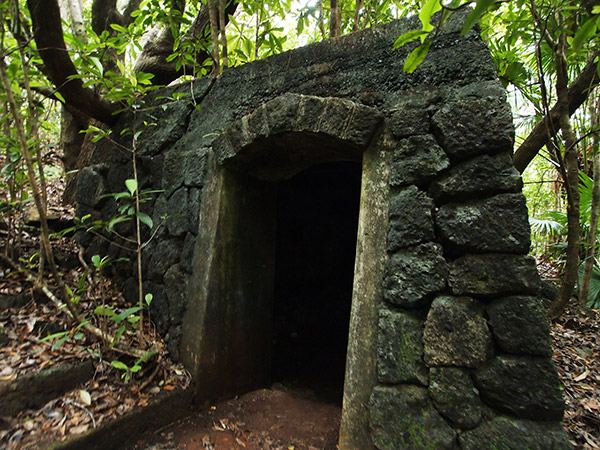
xmin=39 ymin=319 xmax=89 ymax=351
xmin=111 ymin=348 xmax=158 ymax=382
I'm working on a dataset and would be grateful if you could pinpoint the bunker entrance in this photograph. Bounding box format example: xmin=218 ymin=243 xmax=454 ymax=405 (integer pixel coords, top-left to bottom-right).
xmin=271 ymin=162 xmax=362 ymax=404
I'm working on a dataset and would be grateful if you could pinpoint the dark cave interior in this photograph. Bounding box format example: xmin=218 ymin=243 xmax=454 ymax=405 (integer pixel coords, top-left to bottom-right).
xmin=271 ymin=161 xmax=362 ymax=404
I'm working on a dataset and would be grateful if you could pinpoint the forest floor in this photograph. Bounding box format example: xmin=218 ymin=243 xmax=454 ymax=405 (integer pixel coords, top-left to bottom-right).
xmin=0 ymin=167 xmax=599 ymax=449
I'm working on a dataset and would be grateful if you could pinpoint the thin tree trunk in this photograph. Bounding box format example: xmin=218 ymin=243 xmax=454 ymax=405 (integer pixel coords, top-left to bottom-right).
xmin=219 ymin=0 xmax=228 ymax=70
xmin=579 ymin=92 xmax=600 ymax=307
xmin=1 ymin=28 xmax=152 ymax=360
xmin=352 ymin=0 xmax=362 ymax=31
xmin=67 ymin=0 xmax=88 ymax=44
xmin=207 ymin=0 xmax=220 ymax=74
xmin=18 ymin=45 xmax=48 ymax=282
xmin=0 ymin=45 xmax=65 ymax=307
xmin=317 ymin=0 xmax=326 ymax=39
xmin=254 ymin=4 xmax=261 ymax=60
xmin=330 ymin=0 xmax=341 ymax=38
xmin=549 ymin=31 xmax=581 ymax=320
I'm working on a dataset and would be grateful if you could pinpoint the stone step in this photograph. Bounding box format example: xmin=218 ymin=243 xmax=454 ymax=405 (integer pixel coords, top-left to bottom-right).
xmin=0 ymin=360 xmax=94 ymax=417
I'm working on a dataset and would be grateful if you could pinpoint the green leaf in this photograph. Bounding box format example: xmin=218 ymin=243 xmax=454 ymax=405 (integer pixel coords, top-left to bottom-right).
xmin=112 ymin=306 xmax=143 ymax=323
xmin=111 ymin=360 xmax=129 ymax=371
xmin=137 ymin=212 xmax=153 ymax=229
xmin=110 ymin=24 xmax=129 ymax=33
xmin=136 ymin=349 xmax=158 ymax=365
xmin=108 ymin=192 xmax=130 ymax=200
xmin=125 ymin=179 xmax=138 ymax=195
xmin=91 ymin=254 xmax=101 ymax=267
xmin=94 ymin=305 xmax=116 ymax=317
xmin=461 ymin=0 xmax=496 ymax=35
xmin=573 ymin=17 xmax=598 ymax=53
xmin=52 ymin=335 xmax=70 ymax=351
xmin=419 ymin=0 xmax=443 ymax=33
xmin=393 ymin=30 xmax=430 ymax=50
xmin=89 ymin=57 xmax=104 ymax=76
xmin=404 ymin=39 xmax=433 ymax=73
xmin=145 ymin=293 xmax=153 ymax=306
xmin=39 ymin=330 xmax=69 ymax=343
xmin=107 ymin=215 xmax=131 ymax=232
xmin=112 ymin=324 xmax=126 ymax=346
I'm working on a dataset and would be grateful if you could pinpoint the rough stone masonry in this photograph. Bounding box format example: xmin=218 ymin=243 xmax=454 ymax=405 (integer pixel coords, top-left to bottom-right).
xmin=76 ymin=10 xmax=571 ymax=450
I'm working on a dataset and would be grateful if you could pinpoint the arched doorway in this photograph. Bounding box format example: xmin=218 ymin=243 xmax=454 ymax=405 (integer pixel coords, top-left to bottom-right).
xmin=180 ymin=96 xmax=385 ymax=441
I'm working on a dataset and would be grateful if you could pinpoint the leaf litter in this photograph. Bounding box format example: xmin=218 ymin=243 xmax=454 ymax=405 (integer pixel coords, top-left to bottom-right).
xmin=0 ymin=196 xmax=190 ymax=449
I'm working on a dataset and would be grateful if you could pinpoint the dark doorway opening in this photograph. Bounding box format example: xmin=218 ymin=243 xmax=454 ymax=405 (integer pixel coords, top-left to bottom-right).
xmin=271 ymin=161 xmax=362 ymax=404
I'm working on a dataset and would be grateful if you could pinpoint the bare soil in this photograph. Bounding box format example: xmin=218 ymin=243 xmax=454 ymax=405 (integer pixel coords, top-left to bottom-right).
xmin=132 ymin=386 xmax=341 ymax=450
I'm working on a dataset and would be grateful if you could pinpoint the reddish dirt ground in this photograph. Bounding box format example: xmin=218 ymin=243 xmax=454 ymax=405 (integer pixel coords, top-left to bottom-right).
xmin=131 ymin=386 xmax=342 ymax=450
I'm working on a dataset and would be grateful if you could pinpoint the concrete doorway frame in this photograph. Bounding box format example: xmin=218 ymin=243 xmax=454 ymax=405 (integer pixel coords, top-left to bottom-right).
xmin=179 ymin=94 xmax=387 ymax=447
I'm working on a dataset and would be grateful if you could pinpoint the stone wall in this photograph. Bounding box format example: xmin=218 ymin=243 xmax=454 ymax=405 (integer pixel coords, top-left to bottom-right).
xmin=76 ymin=10 xmax=570 ymax=450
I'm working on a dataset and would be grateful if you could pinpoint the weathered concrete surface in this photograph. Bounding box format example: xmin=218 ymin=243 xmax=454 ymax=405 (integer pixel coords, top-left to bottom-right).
xmin=339 ymin=141 xmax=389 ymax=450
xmin=0 ymin=360 xmax=94 ymax=416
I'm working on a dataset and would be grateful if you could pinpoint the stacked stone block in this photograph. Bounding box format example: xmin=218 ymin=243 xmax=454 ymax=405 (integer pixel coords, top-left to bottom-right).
xmin=370 ymin=93 xmax=569 ymax=449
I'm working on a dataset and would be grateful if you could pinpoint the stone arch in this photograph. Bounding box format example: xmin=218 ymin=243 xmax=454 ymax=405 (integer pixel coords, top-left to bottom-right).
xmin=213 ymin=93 xmax=383 ymax=181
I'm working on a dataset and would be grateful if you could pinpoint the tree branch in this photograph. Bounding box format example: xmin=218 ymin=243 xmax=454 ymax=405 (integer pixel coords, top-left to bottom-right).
xmin=513 ymin=54 xmax=600 ymax=173
xmin=134 ymin=1 xmax=238 ymax=85
xmin=26 ymin=0 xmax=118 ymax=125
xmin=91 ymin=0 xmax=123 ymax=36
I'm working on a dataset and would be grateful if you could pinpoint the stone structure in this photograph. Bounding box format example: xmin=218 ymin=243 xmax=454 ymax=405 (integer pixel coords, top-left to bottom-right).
xmin=76 ymin=11 xmax=570 ymax=450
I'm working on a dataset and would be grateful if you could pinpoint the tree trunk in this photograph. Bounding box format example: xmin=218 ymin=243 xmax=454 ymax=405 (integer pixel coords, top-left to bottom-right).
xmin=352 ymin=0 xmax=362 ymax=31
xmin=548 ymin=34 xmax=581 ymax=320
xmin=207 ymin=0 xmax=220 ymax=74
xmin=219 ymin=0 xmax=228 ymax=70
xmin=318 ymin=0 xmax=326 ymax=38
xmin=579 ymin=92 xmax=600 ymax=307
xmin=330 ymin=0 xmax=341 ymax=38
xmin=66 ymin=0 xmax=88 ymax=44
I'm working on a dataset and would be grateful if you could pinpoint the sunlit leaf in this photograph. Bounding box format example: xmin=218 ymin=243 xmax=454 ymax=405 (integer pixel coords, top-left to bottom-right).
xmin=111 ymin=360 xmax=129 ymax=371
xmin=419 ymin=0 xmax=443 ymax=33
xmin=393 ymin=30 xmax=429 ymax=50
xmin=125 ymin=179 xmax=138 ymax=195
xmin=462 ymin=0 xmax=496 ymax=35
xmin=404 ymin=39 xmax=432 ymax=73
